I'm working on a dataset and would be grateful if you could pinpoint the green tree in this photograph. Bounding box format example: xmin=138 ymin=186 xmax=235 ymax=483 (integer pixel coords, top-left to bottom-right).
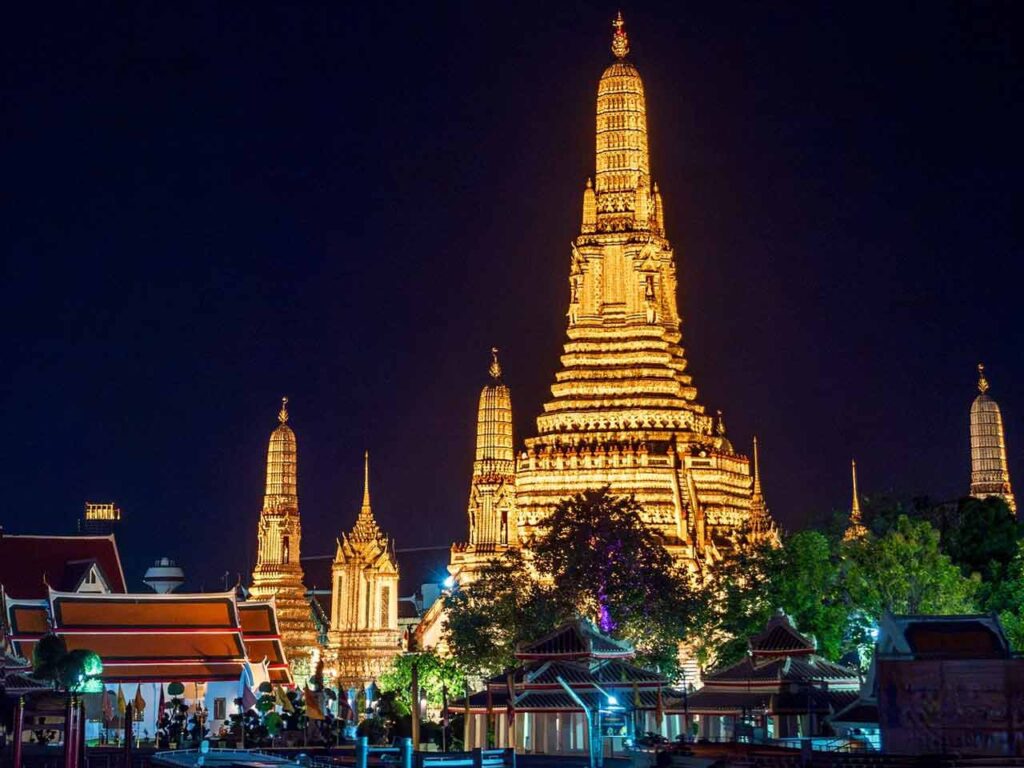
xmin=943 ymin=496 xmax=1020 ymax=579
xmin=843 ymin=514 xmax=977 ymax=617
xmin=377 ymin=650 xmax=463 ymax=716
xmin=533 ymin=487 xmax=695 ymax=674
xmin=443 ymin=550 xmax=565 ymax=678
xmin=976 ymin=539 xmax=1024 ymax=650
xmin=697 ymin=531 xmax=847 ymax=668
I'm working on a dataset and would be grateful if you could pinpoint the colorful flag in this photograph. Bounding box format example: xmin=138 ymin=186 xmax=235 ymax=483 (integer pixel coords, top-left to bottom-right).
xmin=133 ymin=684 xmax=146 ymax=719
xmin=241 ymin=682 xmax=257 ymax=712
xmin=304 ymin=686 xmax=324 ymax=720
xmin=116 ymin=684 xmax=126 ymax=716
xmin=157 ymin=684 xmax=166 ymax=721
xmin=505 ymin=669 xmax=516 ymax=728
xmin=338 ymin=686 xmax=351 ymax=722
xmin=102 ymin=689 xmax=113 ymax=725
xmin=275 ymin=686 xmax=294 ymax=712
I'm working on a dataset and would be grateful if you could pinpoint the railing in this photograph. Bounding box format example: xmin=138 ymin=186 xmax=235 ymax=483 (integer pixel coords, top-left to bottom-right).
xmin=303 ymin=741 xmax=515 ymax=768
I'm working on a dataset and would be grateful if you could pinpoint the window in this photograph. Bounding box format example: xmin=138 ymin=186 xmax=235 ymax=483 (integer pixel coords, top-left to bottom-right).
xmin=213 ymin=698 xmax=227 ymax=720
xmin=380 ymin=586 xmax=390 ymax=628
xmin=282 ymin=536 xmax=290 ymax=564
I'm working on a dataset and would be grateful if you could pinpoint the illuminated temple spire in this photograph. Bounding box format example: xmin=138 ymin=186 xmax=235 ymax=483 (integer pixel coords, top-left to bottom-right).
xmin=514 ymin=14 xmax=775 ymax=557
xmin=352 ymin=451 xmax=385 ymax=543
xmin=843 ymin=460 xmax=868 ymax=542
xmin=450 ymin=349 xmax=517 ymax=583
xmin=330 ymin=453 xmax=400 ymax=687
xmin=250 ymin=397 xmax=317 ymax=678
xmin=970 ymin=363 xmax=1016 ymax=512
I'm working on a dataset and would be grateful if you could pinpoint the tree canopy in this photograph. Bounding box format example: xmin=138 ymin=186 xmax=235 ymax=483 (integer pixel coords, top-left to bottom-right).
xmin=444 ymin=488 xmax=695 ymax=677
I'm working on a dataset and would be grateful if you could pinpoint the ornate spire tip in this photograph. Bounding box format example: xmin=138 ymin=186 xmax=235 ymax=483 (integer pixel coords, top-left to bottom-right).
xmin=278 ymin=396 xmax=289 ymax=425
xmin=978 ymin=362 xmax=990 ymax=394
xmin=489 ymin=347 xmax=503 ymax=381
xmin=611 ymin=11 xmax=629 ymax=58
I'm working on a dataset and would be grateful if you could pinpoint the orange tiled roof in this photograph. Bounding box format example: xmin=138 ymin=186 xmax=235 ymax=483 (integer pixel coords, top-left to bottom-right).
xmin=238 ymin=601 xmax=292 ymax=686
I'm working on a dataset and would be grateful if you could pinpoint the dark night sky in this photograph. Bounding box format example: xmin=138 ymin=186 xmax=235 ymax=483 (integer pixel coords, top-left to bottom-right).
xmin=3 ymin=1 xmax=1023 ymax=590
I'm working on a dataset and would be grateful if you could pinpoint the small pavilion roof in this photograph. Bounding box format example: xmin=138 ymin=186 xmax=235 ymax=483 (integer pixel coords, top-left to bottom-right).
xmin=703 ymin=653 xmax=859 ymax=685
xmin=749 ymin=611 xmax=815 ymax=656
xmin=516 ymin=619 xmax=633 ymax=660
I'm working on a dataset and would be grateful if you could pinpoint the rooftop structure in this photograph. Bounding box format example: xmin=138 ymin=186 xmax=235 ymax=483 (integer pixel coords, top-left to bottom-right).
xmin=843 ymin=460 xmax=869 ymax=541
xmin=79 ymin=501 xmax=122 ymax=536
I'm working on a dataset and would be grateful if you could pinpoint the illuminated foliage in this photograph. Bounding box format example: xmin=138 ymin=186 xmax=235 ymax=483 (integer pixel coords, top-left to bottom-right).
xmin=534 ymin=487 xmax=694 ymax=674
xmin=377 ymin=650 xmax=463 ymax=716
xmin=443 ymin=550 xmax=565 ymax=678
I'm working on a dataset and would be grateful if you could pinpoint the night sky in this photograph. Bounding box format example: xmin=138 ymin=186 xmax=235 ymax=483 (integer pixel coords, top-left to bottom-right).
xmin=3 ymin=1 xmax=1023 ymax=590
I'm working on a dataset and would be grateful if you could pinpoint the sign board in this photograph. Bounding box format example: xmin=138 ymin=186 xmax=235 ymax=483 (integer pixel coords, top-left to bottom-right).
xmin=602 ymin=712 xmax=627 ymax=737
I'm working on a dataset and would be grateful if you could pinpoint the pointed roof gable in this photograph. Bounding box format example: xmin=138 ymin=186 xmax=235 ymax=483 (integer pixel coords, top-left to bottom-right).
xmin=0 ymin=534 xmax=126 ymax=598
xmin=516 ymin=619 xmax=633 ymax=660
xmin=749 ymin=611 xmax=815 ymax=656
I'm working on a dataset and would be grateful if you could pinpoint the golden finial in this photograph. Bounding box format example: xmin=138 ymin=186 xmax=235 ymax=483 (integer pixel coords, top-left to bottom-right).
xmin=978 ymin=362 xmax=990 ymax=394
xmin=489 ymin=347 xmax=503 ymax=381
xmin=362 ymin=450 xmax=371 ymax=510
xmin=715 ymin=409 xmax=726 ymax=437
xmin=586 ymin=177 xmax=593 ymax=189
xmin=752 ymin=436 xmax=762 ymax=496
xmin=851 ymin=459 xmax=861 ymax=520
xmin=611 ymin=11 xmax=629 ymax=59
xmin=278 ymin=396 xmax=289 ymax=425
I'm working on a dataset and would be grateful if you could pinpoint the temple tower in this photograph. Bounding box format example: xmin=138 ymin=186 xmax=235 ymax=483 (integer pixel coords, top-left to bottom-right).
xmin=515 ymin=15 xmax=771 ymax=564
xmin=450 ymin=349 xmax=518 ymax=584
xmin=843 ymin=459 xmax=868 ymax=541
xmin=970 ymin=364 xmax=1016 ymax=513
xmin=747 ymin=437 xmax=777 ymax=544
xmin=329 ymin=453 xmax=401 ymax=688
xmin=249 ymin=398 xmax=319 ymax=680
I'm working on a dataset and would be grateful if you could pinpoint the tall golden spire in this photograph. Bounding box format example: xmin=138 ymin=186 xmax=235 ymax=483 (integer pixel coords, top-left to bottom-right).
xmin=970 ymin=363 xmax=1016 ymax=512
xmin=593 ymin=13 xmax=651 ymax=228
xmin=351 ymin=451 xmax=385 ymax=543
xmin=251 ymin=396 xmax=318 ymax=680
xmin=752 ymin=436 xmax=763 ymax=499
xmin=843 ymin=459 xmax=868 ymax=541
xmin=264 ymin=396 xmax=297 ymax=511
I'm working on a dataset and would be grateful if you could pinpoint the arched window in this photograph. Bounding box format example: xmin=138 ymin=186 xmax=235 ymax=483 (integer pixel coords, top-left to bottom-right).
xmin=282 ymin=536 xmax=290 ymax=564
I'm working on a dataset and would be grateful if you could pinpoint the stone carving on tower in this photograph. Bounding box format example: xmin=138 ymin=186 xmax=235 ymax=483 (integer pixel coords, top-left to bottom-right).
xmin=843 ymin=459 xmax=869 ymax=542
xmin=249 ymin=397 xmax=319 ymax=681
xmin=329 ymin=452 xmax=401 ymax=688
xmin=513 ymin=14 xmax=774 ymax=568
xmin=970 ymin=364 xmax=1016 ymax=512
xmin=450 ymin=349 xmax=518 ymax=585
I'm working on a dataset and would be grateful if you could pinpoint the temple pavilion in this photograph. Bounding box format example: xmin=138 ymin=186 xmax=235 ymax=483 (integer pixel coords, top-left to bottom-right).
xmin=685 ymin=612 xmax=860 ymax=742
xmin=455 ymin=619 xmax=680 ymax=756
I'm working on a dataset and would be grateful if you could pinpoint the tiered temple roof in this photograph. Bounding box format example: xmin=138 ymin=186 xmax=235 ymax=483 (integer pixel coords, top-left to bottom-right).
xmin=4 ymin=589 xmax=291 ymax=685
xmin=456 ymin=619 xmax=670 ymax=715
xmin=687 ymin=612 xmax=859 ymax=718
